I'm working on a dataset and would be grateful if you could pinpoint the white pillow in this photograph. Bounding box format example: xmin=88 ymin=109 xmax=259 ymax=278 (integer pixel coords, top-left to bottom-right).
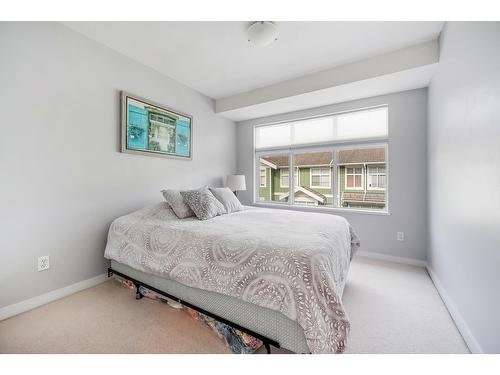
xmin=209 ymin=187 xmax=244 ymax=214
xmin=161 ymin=189 xmax=194 ymax=219
xmin=181 ymin=187 xmax=226 ymax=220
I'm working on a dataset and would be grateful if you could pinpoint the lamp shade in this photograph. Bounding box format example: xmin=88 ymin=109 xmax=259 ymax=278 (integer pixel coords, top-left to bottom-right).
xmin=226 ymin=175 xmax=246 ymax=191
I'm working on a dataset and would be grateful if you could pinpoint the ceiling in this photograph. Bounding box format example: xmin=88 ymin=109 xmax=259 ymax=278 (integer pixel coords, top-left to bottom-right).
xmin=64 ymin=22 xmax=444 ymax=100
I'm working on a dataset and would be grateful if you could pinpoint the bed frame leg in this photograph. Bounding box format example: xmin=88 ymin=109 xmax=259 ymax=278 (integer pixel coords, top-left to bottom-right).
xmin=134 ymin=282 xmax=143 ymax=300
xmin=107 ymin=268 xmax=113 ymax=278
xmin=264 ymin=342 xmax=271 ymax=354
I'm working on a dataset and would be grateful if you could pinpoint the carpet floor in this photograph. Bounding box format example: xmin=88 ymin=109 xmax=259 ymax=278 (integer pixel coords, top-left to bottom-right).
xmin=0 ymin=257 xmax=469 ymax=354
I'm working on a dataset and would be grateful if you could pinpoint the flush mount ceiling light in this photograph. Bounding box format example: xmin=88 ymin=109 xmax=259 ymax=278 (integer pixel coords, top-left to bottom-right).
xmin=247 ymin=21 xmax=278 ymax=47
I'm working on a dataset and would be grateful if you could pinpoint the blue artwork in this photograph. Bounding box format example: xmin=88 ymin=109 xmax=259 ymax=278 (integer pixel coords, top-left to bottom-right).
xmin=127 ymin=105 xmax=148 ymax=150
xmin=175 ymin=119 xmax=190 ymax=157
xmin=123 ymin=93 xmax=192 ymax=159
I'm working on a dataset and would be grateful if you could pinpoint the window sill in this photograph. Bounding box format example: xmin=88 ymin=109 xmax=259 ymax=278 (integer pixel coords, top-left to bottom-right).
xmin=252 ymin=202 xmax=391 ymax=216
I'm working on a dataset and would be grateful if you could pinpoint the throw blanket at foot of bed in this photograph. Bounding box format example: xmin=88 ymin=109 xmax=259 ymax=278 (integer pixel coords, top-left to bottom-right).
xmin=104 ymin=203 xmax=360 ymax=353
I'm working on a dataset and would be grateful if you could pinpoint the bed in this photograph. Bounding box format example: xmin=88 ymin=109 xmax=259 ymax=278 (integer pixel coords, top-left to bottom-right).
xmin=104 ymin=202 xmax=359 ymax=354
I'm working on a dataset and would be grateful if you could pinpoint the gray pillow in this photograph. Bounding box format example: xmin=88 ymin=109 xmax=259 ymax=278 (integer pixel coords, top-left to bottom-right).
xmin=161 ymin=189 xmax=195 ymax=219
xmin=209 ymin=187 xmax=244 ymax=214
xmin=180 ymin=187 xmax=226 ymax=220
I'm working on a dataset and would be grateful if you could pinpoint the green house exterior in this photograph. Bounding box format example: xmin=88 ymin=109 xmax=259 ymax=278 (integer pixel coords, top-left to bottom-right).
xmin=259 ymin=167 xmax=334 ymax=205
xmin=259 ymin=148 xmax=386 ymax=209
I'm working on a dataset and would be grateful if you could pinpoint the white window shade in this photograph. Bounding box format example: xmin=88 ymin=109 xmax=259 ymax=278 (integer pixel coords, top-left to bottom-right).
xmin=254 ymin=123 xmax=291 ymax=149
xmin=335 ymin=107 xmax=388 ymax=140
xmin=255 ymin=106 xmax=388 ymax=150
xmin=293 ymin=117 xmax=336 ymax=144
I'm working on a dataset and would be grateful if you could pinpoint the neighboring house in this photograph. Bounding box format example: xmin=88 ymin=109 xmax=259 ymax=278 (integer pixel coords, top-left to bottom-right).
xmin=259 ymin=148 xmax=386 ymax=209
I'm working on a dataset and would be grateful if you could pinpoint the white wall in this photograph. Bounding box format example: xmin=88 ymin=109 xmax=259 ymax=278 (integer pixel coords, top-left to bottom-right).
xmin=427 ymin=22 xmax=500 ymax=353
xmin=237 ymin=89 xmax=428 ymax=261
xmin=0 ymin=22 xmax=236 ymax=308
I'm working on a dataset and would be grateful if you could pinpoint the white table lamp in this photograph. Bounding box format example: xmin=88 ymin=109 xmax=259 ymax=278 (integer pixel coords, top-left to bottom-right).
xmin=226 ymin=175 xmax=246 ymax=196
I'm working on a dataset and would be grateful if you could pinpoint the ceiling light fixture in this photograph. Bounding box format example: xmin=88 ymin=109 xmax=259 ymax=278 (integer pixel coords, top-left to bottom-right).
xmin=247 ymin=21 xmax=278 ymax=47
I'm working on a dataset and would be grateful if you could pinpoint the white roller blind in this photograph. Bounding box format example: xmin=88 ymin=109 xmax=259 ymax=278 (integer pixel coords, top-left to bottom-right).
xmin=255 ymin=106 xmax=388 ymax=150
xmin=254 ymin=122 xmax=291 ymax=149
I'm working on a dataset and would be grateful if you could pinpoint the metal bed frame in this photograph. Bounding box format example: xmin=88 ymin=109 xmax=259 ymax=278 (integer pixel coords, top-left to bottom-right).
xmin=108 ymin=267 xmax=280 ymax=354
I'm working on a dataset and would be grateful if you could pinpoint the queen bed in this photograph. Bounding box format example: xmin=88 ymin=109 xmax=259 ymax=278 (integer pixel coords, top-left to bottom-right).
xmin=104 ymin=202 xmax=359 ymax=354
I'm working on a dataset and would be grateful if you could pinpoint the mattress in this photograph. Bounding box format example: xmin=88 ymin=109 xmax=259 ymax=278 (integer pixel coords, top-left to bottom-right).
xmin=104 ymin=203 xmax=359 ymax=353
xmin=111 ymin=260 xmax=310 ymax=353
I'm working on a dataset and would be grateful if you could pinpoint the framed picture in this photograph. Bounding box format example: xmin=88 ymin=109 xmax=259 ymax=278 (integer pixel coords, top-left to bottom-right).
xmin=121 ymin=91 xmax=192 ymax=159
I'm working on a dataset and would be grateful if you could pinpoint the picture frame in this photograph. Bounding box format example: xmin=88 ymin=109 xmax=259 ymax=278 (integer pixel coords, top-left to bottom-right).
xmin=121 ymin=91 xmax=193 ymax=160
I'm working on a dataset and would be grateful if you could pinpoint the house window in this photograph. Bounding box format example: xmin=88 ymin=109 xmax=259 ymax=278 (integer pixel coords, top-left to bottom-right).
xmin=310 ymin=168 xmax=331 ymax=189
xmin=368 ymin=165 xmax=386 ymax=189
xmin=280 ymin=169 xmax=299 ymax=188
xmin=255 ymin=106 xmax=388 ymax=212
xmin=338 ymin=148 xmax=386 ymax=209
xmin=345 ymin=166 xmax=364 ymax=189
xmin=280 ymin=169 xmax=289 ymax=188
xmin=260 ymin=167 xmax=267 ymax=187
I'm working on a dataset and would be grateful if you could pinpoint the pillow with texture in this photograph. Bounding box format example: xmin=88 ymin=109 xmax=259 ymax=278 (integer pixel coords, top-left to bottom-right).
xmin=181 ymin=187 xmax=226 ymax=220
xmin=209 ymin=187 xmax=244 ymax=214
xmin=161 ymin=189 xmax=194 ymax=219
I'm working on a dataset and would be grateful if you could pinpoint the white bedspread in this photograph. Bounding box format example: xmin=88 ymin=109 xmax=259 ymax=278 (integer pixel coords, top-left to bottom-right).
xmin=104 ymin=203 xmax=359 ymax=353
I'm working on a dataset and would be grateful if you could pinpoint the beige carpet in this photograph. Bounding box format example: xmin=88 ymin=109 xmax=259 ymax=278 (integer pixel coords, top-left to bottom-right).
xmin=0 ymin=257 xmax=469 ymax=354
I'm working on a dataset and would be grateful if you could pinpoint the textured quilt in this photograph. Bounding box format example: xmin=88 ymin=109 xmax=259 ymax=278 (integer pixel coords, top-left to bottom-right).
xmin=104 ymin=203 xmax=359 ymax=353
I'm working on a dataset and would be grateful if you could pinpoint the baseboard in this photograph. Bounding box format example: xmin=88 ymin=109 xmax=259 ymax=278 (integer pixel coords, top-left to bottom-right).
xmin=0 ymin=273 xmax=108 ymax=321
xmin=356 ymin=250 xmax=427 ymax=267
xmin=426 ymin=266 xmax=483 ymax=354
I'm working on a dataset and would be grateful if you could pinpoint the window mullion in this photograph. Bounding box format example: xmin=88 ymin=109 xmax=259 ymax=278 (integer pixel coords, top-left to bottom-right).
xmin=289 ymin=152 xmax=294 ymax=206
xmin=332 ymin=147 xmax=338 ymax=207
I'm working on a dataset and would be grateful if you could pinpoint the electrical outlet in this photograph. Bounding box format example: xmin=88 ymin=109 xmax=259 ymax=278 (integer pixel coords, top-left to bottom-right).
xmin=397 ymin=232 xmax=405 ymax=241
xmin=38 ymin=255 xmax=50 ymax=271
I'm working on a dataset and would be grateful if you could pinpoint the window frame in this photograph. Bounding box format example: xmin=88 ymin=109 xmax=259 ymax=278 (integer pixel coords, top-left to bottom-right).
xmin=367 ymin=164 xmax=386 ymax=191
xmin=253 ymin=105 xmax=389 ymax=215
xmin=344 ymin=165 xmax=364 ymax=190
xmin=279 ymin=168 xmax=289 ymax=188
xmin=310 ymin=167 xmax=332 ymax=189
xmin=259 ymin=166 xmax=267 ymax=188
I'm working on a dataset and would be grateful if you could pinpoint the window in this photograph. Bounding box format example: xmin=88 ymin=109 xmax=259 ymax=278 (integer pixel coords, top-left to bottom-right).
xmin=260 ymin=167 xmax=267 ymax=187
xmin=337 ymin=147 xmax=386 ymax=209
xmin=367 ymin=165 xmax=386 ymax=190
xmin=292 ymin=151 xmax=333 ymax=206
xmin=310 ymin=168 xmax=331 ymax=189
xmin=280 ymin=168 xmax=299 ymax=188
xmin=255 ymin=106 xmax=388 ymax=212
xmin=280 ymin=169 xmax=289 ymax=188
xmin=258 ymin=154 xmax=289 ymax=203
xmin=345 ymin=167 xmax=363 ymax=189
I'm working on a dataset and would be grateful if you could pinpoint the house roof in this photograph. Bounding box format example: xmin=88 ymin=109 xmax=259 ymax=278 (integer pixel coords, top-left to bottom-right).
xmin=337 ymin=148 xmax=385 ymax=164
xmin=261 ymin=148 xmax=385 ymax=167
xmin=279 ymin=186 xmax=327 ymax=204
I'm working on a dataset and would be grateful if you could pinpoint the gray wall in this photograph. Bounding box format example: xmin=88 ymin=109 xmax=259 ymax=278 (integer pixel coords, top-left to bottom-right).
xmin=0 ymin=22 xmax=236 ymax=308
xmin=427 ymin=22 xmax=500 ymax=353
xmin=237 ymin=89 xmax=428 ymax=261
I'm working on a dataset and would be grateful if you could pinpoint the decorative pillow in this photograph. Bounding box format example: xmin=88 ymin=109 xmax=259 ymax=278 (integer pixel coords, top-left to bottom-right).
xmin=209 ymin=187 xmax=244 ymax=214
xmin=180 ymin=187 xmax=226 ymax=220
xmin=161 ymin=189 xmax=195 ymax=219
